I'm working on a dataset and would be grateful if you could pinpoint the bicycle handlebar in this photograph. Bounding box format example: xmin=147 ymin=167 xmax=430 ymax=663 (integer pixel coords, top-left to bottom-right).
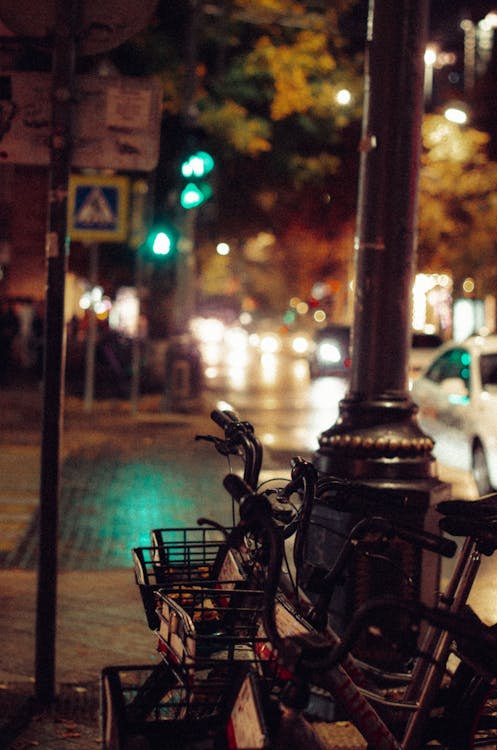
xmin=210 ymin=408 xmax=241 ymax=430
xmin=370 ymin=517 xmax=457 ymax=558
xmin=222 ymin=472 xmax=273 ymax=520
xmin=199 ymin=409 xmax=263 ymax=489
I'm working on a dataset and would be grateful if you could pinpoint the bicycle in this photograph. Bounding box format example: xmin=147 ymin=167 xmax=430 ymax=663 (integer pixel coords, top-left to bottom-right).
xmin=103 ymin=410 xmax=318 ymax=750
xmin=225 ymin=473 xmax=497 ymax=750
xmin=104 ymin=408 xmax=497 ymax=749
xmin=120 ymin=464 xmax=461 ymax=750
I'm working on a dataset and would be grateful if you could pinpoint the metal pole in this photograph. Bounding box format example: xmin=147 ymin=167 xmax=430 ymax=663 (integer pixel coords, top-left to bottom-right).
xmin=172 ymin=0 xmax=202 ymax=334
xmin=129 ymin=176 xmax=153 ymax=414
xmin=316 ymin=0 xmax=433 ymax=480
xmin=311 ymin=0 xmax=451 ymax=668
xmin=35 ymin=0 xmax=78 ymax=704
xmin=130 ymin=247 xmax=143 ymax=414
xmin=84 ymin=243 xmax=98 ymax=412
xmin=174 ymin=207 xmax=197 ymax=332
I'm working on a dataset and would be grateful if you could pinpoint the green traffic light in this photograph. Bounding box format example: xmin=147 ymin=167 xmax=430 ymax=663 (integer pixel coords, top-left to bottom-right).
xmin=152 ymin=231 xmax=172 ymax=255
xmin=181 ymin=150 xmax=215 ymax=179
xmin=180 ymin=182 xmax=213 ymax=209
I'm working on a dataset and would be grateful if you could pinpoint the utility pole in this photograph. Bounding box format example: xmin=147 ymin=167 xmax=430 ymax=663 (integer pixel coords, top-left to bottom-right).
xmin=312 ymin=0 xmax=450 ymax=667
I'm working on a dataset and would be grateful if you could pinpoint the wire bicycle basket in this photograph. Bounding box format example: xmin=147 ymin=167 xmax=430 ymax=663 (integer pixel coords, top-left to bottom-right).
xmin=133 ymin=526 xmax=249 ymax=630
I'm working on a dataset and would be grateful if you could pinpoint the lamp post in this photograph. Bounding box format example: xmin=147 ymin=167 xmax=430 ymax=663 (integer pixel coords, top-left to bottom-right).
xmin=311 ymin=0 xmax=451 ymax=667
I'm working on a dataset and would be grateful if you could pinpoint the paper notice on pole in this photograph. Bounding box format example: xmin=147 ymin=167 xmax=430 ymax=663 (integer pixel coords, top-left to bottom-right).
xmin=106 ymin=88 xmax=153 ymax=131
xmin=0 ymin=72 xmax=162 ymax=171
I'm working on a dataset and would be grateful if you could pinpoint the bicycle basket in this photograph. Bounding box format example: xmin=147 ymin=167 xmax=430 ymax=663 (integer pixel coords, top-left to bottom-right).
xmin=101 ymin=662 xmax=272 ymax=750
xmin=133 ymin=526 xmax=247 ymax=630
xmin=155 ymin=583 xmax=266 ymax=669
xmin=255 ymin=593 xmax=312 ymax=679
xmin=226 ymin=668 xmax=272 ymax=749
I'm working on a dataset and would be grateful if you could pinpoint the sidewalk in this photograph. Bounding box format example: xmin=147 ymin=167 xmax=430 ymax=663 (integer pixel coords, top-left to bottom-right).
xmin=0 ymin=383 xmax=223 ymax=749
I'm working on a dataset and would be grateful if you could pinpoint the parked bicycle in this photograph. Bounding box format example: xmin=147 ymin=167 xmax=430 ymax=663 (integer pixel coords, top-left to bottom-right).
xmin=226 ymin=473 xmax=497 ymax=750
xmin=102 ymin=408 xmax=497 ymax=749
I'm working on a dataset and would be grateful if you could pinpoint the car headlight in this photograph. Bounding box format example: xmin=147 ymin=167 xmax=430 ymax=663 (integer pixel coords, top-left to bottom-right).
xmin=260 ymin=333 xmax=282 ymax=353
xmin=318 ymin=342 xmax=341 ymax=364
xmin=291 ymin=335 xmax=310 ymax=355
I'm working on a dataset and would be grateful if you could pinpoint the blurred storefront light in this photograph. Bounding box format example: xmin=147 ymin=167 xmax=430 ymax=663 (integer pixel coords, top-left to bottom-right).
xmin=109 ymin=287 xmax=139 ymax=336
xmin=412 ymin=273 xmax=453 ymax=334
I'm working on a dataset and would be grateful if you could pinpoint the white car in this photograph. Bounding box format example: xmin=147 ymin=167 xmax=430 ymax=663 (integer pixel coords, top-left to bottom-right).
xmin=411 ymin=335 xmax=497 ymax=496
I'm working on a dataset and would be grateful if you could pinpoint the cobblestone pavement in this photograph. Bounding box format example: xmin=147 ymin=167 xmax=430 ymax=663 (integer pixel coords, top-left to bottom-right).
xmin=0 ymin=381 xmax=303 ymax=749
xmin=0 ymin=385 xmax=252 ymax=572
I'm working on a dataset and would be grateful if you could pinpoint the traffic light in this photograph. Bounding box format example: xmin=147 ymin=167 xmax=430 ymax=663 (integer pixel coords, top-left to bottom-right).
xmin=152 ymin=231 xmax=172 ymax=256
xmin=180 ymin=150 xmax=215 ymax=209
xmin=144 ymin=224 xmax=177 ymax=259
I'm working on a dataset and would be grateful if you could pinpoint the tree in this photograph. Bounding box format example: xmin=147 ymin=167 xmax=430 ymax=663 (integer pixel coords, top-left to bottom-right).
xmin=107 ymin=0 xmax=365 ymax=320
xmin=111 ymin=0 xmax=364 ymax=193
xmin=417 ymin=114 xmax=497 ymax=296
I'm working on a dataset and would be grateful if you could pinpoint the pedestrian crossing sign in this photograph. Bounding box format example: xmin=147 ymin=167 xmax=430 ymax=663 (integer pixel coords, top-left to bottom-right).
xmin=68 ymin=174 xmax=130 ymax=242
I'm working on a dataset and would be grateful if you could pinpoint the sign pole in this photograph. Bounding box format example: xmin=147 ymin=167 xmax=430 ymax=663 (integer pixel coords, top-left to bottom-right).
xmin=84 ymin=242 xmax=99 ymax=412
xmin=35 ymin=0 xmax=79 ymax=704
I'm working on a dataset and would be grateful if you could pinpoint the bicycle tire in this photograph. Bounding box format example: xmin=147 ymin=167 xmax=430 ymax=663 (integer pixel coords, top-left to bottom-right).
xmin=437 ymin=662 xmax=497 ymax=749
xmin=101 ymin=666 xmax=150 ymax=750
xmin=126 ymin=661 xmax=179 ymax=723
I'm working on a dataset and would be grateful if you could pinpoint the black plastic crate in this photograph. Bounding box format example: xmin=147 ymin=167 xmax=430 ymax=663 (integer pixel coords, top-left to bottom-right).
xmin=101 ymin=663 xmax=271 ymax=750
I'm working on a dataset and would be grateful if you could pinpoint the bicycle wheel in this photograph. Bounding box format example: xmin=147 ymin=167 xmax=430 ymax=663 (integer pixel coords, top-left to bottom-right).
xmin=101 ymin=667 xmax=125 ymax=750
xmin=438 ymin=662 xmax=497 ymax=749
xmin=101 ymin=667 xmax=149 ymax=750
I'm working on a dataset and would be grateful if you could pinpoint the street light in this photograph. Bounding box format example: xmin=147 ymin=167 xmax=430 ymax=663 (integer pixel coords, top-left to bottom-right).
xmin=461 ymin=12 xmax=497 ymax=91
xmin=477 ymin=12 xmax=497 ymax=75
xmin=216 ymin=242 xmax=230 ymax=256
xmin=336 ymin=88 xmax=352 ymax=106
xmin=444 ymin=106 xmax=468 ymax=124
xmin=423 ymin=44 xmax=456 ymax=108
xmin=424 ymin=45 xmax=437 ymax=106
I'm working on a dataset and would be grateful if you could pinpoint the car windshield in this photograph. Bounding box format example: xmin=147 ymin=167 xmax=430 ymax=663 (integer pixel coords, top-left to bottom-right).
xmin=424 ymin=347 xmax=471 ymax=391
xmin=479 ymin=353 xmax=497 ymax=388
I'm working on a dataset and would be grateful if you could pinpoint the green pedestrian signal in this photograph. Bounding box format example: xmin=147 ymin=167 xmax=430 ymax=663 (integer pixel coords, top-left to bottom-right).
xmin=179 ymin=149 xmax=215 ymax=209
xmin=145 ymin=224 xmax=177 ymax=259
xmin=152 ymin=231 xmax=172 ymax=255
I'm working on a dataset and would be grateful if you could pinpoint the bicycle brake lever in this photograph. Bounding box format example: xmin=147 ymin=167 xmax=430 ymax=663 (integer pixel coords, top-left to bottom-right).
xmin=195 ymin=434 xmax=239 ymax=456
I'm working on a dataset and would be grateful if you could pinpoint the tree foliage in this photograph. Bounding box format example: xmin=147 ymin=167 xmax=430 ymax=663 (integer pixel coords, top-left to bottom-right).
xmin=109 ymin=0 xmax=365 ymax=317
xmin=418 ymin=115 xmax=497 ymax=295
xmin=113 ymin=0 xmax=363 ymax=178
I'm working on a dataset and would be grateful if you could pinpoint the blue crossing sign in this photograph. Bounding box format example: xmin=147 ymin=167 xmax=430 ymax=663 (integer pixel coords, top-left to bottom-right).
xmin=68 ymin=175 xmax=129 ymax=242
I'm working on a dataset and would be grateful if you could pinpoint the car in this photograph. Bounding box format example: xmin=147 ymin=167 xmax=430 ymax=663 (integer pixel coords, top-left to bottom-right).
xmin=411 ymin=335 xmax=497 ymax=495
xmin=409 ymin=332 xmax=444 ymax=379
xmin=308 ymin=325 xmax=351 ymax=378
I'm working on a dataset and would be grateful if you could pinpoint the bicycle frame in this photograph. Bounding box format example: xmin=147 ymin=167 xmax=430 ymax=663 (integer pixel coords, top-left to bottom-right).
xmin=289 ymin=527 xmax=489 ymax=749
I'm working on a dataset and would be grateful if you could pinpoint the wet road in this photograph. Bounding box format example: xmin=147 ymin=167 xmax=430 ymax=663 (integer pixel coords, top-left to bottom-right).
xmin=0 ymin=365 xmax=477 ymax=574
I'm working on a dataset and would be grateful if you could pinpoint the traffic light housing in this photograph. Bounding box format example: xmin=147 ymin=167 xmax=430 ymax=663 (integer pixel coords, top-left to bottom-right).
xmin=180 ymin=150 xmax=215 ymax=209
